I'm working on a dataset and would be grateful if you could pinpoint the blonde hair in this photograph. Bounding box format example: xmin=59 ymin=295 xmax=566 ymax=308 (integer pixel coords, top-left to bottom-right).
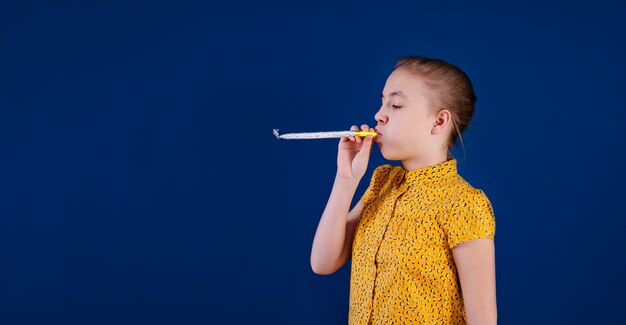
xmin=393 ymin=55 xmax=477 ymax=161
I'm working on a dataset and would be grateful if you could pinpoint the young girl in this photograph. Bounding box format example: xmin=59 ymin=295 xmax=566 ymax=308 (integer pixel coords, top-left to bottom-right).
xmin=310 ymin=55 xmax=497 ymax=324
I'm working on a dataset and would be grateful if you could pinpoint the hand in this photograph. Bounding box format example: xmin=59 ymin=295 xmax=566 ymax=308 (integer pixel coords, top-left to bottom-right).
xmin=336 ymin=124 xmax=375 ymax=181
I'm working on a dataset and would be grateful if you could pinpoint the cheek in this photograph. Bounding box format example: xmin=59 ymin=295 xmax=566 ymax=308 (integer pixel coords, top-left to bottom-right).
xmin=399 ymin=119 xmax=431 ymax=146
xmin=412 ymin=112 xmax=434 ymax=135
xmin=388 ymin=111 xmax=428 ymax=141
xmin=397 ymin=116 xmax=424 ymax=137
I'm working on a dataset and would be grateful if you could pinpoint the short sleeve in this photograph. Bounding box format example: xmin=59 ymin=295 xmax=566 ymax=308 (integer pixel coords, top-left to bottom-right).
xmin=443 ymin=189 xmax=496 ymax=249
xmin=360 ymin=164 xmax=392 ymax=206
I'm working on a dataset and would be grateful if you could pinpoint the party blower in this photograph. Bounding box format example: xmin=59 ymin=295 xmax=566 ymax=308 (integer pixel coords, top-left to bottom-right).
xmin=273 ymin=128 xmax=377 ymax=140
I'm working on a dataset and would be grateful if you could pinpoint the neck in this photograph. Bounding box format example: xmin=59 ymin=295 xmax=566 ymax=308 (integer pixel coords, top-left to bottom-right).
xmin=401 ymin=151 xmax=450 ymax=171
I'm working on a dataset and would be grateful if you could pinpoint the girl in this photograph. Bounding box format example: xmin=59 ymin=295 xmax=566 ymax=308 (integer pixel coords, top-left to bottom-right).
xmin=310 ymin=55 xmax=497 ymax=324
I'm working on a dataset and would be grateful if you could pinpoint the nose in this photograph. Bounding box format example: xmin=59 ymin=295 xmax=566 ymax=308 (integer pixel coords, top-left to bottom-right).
xmin=374 ymin=107 xmax=387 ymax=125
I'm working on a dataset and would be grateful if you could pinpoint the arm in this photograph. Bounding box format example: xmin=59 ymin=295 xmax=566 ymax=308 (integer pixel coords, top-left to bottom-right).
xmin=452 ymin=238 xmax=497 ymax=325
xmin=310 ymin=175 xmax=364 ymax=275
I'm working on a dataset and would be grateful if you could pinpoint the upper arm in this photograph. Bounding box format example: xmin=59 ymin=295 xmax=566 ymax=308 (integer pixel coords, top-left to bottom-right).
xmin=452 ymin=238 xmax=497 ymax=325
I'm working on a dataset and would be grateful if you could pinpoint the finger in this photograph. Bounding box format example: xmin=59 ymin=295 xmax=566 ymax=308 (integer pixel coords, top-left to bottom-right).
xmin=357 ymin=124 xmax=370 ymax=143
xmin=350 ymin=125 xmax=358 ymax=141
xmin=357 ymin=138 xmax=372 ymax=159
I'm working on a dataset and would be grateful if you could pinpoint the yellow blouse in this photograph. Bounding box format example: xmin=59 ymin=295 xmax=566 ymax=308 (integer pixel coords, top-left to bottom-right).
xmin=349 ymin=157 xmax=496 ymax=324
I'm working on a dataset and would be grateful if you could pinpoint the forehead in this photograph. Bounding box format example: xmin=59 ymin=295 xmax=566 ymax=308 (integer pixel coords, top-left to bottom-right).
xmin=381 ymin=68 xmax=429 ymax=101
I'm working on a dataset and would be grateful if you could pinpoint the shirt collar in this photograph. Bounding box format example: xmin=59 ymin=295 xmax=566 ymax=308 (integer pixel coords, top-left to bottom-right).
xmin=399 ymin=156 xmax=458 ymax=186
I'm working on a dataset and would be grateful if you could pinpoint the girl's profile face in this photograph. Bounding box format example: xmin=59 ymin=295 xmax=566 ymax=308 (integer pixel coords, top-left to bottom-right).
xmin=374 ymin=68 xmax=438 ymax=161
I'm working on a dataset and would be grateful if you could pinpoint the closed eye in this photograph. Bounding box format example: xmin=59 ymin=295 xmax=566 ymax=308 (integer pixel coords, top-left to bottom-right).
xmin=392 ymin=105 xmax=402 ymax=109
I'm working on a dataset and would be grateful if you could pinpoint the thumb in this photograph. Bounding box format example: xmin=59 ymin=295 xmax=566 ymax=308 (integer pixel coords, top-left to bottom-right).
xmin=358 ymin=135 xmax=374 ymax=158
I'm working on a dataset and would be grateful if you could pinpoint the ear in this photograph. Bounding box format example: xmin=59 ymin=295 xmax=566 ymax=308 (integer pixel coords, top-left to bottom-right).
xmin=431 ymin=109 xmax=452 ymax=135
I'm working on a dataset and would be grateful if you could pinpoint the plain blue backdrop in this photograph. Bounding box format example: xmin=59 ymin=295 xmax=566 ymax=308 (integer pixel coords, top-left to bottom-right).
xmin=1 ymin=0 xmax=625 ymax=324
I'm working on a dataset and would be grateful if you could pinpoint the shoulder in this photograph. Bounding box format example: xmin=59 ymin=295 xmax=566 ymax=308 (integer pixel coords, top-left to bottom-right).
xmin=370 ymin=164 xmax=397 ymax=181
xmin=361 ymin=164 xmax=402 ymax=205
xmin=446 ymin=185 xmax=496 ymax=226
xmin=447 ymin=174 xmax=492 ymax=204
xmin=369 ymin=163 xmax=406 ymax=189
xmin=443 ymin=174 xmax=496 ymax=222
xmin=454 ymin=188 xmax=493 ymax=212
xmin=447 ymin=173 xmax=493 ymax=207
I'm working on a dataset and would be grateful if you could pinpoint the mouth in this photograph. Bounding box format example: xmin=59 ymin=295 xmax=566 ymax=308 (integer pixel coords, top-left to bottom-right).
xmin=373 ymin=129 xmax=382 ymax=142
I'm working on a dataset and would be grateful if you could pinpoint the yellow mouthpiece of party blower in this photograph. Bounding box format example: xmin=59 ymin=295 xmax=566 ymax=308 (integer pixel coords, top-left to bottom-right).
xmin=353 ymin=131 xmax=378 ymax=137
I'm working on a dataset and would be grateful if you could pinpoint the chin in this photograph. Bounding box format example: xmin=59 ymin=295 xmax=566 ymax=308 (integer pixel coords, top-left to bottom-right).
xmin=379 ymin=146 xmax=398 ymax=161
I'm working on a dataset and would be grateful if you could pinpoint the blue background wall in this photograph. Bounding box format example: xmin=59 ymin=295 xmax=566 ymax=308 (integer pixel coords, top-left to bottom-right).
xmin=2 ymin=0 xmax=625 ymax=324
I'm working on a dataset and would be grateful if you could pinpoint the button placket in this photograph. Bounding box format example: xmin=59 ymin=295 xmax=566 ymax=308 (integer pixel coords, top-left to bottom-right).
xmin=364 ymin=184 xmax=411 ymax=324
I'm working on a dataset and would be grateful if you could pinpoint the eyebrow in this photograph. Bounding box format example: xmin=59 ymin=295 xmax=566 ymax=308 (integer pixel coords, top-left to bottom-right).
xmin=381 ymin=91 xmax=406 ymax=98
